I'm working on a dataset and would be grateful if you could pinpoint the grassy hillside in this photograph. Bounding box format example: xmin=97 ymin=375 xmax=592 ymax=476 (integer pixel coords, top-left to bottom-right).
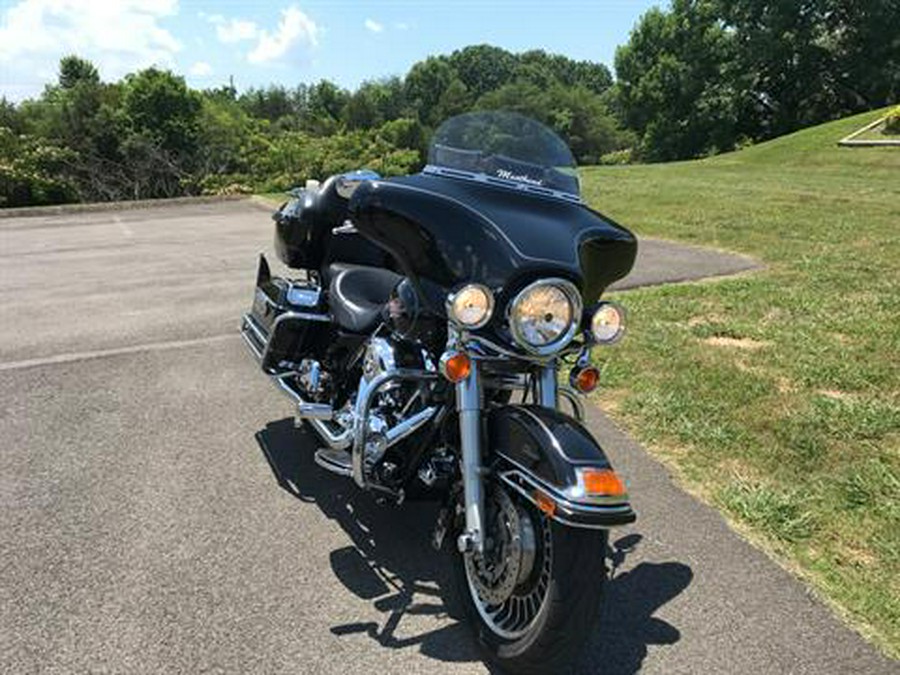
xmin=581 ymin=108 xmax=899 ymax=656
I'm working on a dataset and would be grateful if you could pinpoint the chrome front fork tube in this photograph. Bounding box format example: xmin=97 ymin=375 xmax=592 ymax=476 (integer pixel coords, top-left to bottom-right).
xmin=456 ymin=360 xmax=555 ymax=554
xmin=538 ymin=360 xmax=558 ymax=408
xmin=456 ymin=358 xmax=485 ymax=554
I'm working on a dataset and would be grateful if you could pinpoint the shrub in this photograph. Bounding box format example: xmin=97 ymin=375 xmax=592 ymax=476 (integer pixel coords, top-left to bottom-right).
xmin=0 ymin=128 xmax=79 ymax=207
xmin=198 ymin=174 xmax=253 ymax=196
xmin=599 ymin=148 xmax=634 ymax=165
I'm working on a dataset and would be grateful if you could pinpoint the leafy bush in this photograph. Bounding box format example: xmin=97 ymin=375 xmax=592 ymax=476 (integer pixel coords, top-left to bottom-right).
xmin=599 ymin=148 xmax=634 ymax=165
xmin=198 ymin=174 xmax=253 ymax=196
xmin=0 ymin=128 xmax=79 ymax=207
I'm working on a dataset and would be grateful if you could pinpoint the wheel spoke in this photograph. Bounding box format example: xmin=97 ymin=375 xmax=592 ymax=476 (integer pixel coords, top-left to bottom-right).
xmin=464 ymin=491 xmax=553 ymax=640
xmin=509 ymin=598 xmax=521 ymax=630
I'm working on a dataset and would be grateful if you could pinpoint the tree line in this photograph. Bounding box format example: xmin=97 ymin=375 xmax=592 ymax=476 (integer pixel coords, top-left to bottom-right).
xmin=0 ymin=46 xmax=630 ymax=207
xmin=615 ymin=0 xmax=898 ymax=161
xmin=1 ymin=0 xmax=896 ymax=208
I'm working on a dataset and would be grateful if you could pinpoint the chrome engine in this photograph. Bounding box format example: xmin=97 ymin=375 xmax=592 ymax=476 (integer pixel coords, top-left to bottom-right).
xmin=359 ymin=338 xmax=415 ymax=474
xmin=296 ymin=358 xmax=327 ymax=399
xmin=244 ymin=306 xmax=439 ymax=489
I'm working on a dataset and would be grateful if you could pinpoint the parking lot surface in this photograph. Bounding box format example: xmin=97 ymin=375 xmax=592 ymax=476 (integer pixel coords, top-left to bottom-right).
xmin=1 ymin=201 xmax=891 ymax=674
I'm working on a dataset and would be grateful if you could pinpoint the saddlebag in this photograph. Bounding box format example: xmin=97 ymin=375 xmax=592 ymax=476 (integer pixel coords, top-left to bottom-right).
xmin=240 ymin=254 xmax=330 ymax=374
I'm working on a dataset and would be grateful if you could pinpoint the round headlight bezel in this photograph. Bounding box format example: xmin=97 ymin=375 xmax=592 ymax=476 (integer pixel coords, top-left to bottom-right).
xmin=508 ymin=278 xmax=583 ymax=355
xmin=588 ymin=301 xmax=626 ymax=345
xmin=446 ymin=283 xmax=495 ymax=330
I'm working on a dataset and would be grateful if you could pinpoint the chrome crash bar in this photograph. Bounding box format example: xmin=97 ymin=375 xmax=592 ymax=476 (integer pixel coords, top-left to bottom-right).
xmin=351 ymin=369 xmax=439 ymax=489
xmin=242 ymin=313 xmax=439 ymax=484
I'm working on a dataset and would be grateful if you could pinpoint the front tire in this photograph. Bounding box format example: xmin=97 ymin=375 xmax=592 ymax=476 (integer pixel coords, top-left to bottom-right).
xmin=448 ymin=487 xmax=608 ymax=674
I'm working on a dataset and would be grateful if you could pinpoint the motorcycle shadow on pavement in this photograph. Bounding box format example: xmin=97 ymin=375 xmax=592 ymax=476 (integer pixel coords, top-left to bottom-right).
xmin=256 ymin=418 xmax=693 ymax=674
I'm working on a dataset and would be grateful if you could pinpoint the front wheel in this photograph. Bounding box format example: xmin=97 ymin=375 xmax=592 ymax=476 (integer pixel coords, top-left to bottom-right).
xmin=449 ymin=486 xmax=609 ymax=674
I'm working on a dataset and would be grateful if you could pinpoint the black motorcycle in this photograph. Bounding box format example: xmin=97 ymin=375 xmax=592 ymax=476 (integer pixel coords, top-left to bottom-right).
xmin=241 ymin=111 xmax=638 ymax=673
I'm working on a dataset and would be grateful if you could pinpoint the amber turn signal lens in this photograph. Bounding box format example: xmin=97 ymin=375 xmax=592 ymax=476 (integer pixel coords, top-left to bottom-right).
xmin=534 ymin=490 xmax=557 ymax=517
xmin=440 ymin=351 xmax=472 ymax=383
xmin=582 ymin=468 xmax=627 ymax=497
xmin=570 ymin=365 xmax=601 ymax=393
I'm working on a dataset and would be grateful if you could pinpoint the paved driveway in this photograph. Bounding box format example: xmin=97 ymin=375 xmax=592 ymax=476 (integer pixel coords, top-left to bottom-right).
xmin=0 ymin=201 xmax=891 ymax=673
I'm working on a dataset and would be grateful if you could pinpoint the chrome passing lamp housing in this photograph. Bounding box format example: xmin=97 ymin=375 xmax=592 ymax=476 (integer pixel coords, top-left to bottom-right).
xmin=447 ymin=283 xmax=495 ymax=329
xmin=508 ymin=278 xmax=583 ymax=355
xmin=587 ymin=301 xmax=626 ymax=345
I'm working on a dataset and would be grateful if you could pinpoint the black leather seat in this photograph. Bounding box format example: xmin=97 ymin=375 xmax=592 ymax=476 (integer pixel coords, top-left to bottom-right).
xmin=328 ymin=264 xmax=402 ymax=333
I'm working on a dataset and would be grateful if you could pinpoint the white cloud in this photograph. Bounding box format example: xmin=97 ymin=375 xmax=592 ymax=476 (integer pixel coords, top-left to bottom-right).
xmin=0 ymin=0 xmax=181 ymax=100
xmin=247 ymin=6 xmax=318 ymax=64
xmin=364 ymin=18 xmax=383 ymax=33
xmin=394 ymin=22 xmax=409 ymax=31
xmin=215 ymin=18 xmax=260 ymax=44
xmin=189 ymin=61 xmax=212 ymax=76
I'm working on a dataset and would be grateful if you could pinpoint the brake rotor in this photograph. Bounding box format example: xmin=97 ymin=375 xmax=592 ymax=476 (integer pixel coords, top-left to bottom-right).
xmin=465 ymin=488 xmax=537 ymax=606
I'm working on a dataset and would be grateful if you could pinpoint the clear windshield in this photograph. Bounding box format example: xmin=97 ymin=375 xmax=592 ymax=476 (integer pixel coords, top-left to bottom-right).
xmin=426 ymin=111 xmax=580 ymax=198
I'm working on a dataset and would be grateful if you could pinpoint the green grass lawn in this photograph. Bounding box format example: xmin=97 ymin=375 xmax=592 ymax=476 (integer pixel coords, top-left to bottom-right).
xmin=581 ymin=108 xmax=899 ymax=657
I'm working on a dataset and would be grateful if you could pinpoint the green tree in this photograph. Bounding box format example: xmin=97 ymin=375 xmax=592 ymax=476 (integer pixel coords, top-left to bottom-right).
xmin=566 ymin=59 xmax=615 ymax=95
xmin=404 ymin=56 xmax=456 ymax=126
xmin=434 ymin=78 xmax=472 ymax=124
xmin=0 ymin=98 xmax=23 ymax=134
xmin=826 ymin=0 xmax=900 ymax=109
xmin=116 ymin=68 xmax=204 ymax=198
xmin=343 ymin=77 xmax=409 ymax=128
xmin=615 ymin=1 xmax=741 ymax=160
xmin=718 ymin=0 xmax=900 ymax=138
xmin=121 ymin=67 xmax=202 ymax=154
xmin=343 ymin=86 xmax=379 ymax=129
xmin=238 ymin=85 xmax=295 ymax=123
xmin=477 ymin=82 xmax=632 ymax=163
xmin=448 ymin=45 xmax=518 ymax=99
xmin=58 ymin=55 xmax=100 ymax=89
xmin=292 ymin=80 xmax=349 ymax=135
xmin=197 ymin=93 xmax=255 ymax=178
xmin=517 ymin=50 xmax=613 ymax=94
xmin=367 ymin=76 xmax=409 ymax=122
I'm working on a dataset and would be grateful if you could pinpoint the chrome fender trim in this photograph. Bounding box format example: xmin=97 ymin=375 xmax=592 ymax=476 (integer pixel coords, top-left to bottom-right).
xmin=497 ymin=461 xmax=636 ymax=529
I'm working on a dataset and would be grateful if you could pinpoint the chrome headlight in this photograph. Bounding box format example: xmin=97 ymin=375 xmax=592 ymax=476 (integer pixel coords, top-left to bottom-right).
xmin=589 ymin=301 xmax=626 ymax=344
xmin=509 ymin=279 xmax=582 ymax=354
xmin=447 ymin=283 xmax=494 ymax=329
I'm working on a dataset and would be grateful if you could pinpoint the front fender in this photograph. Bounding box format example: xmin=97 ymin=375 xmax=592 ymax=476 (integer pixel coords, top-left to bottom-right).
xmin=487 ymin=405 xmax=636 ymax=528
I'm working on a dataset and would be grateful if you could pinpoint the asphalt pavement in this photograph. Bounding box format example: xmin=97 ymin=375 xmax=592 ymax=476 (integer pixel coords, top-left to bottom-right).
xmin=1 ymin=200 xmax=893 ymax=674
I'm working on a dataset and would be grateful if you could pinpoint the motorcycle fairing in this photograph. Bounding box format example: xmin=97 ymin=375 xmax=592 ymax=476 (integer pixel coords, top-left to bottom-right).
xmin=349 ymin=173 xmax=637 ymax=309
xmin=488 ymin=404 xmax=636 ymax=528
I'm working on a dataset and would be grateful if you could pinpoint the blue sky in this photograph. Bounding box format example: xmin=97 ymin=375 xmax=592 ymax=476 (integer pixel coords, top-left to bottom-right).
xmin=0 ymin=1 xmax=661 ymax=101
